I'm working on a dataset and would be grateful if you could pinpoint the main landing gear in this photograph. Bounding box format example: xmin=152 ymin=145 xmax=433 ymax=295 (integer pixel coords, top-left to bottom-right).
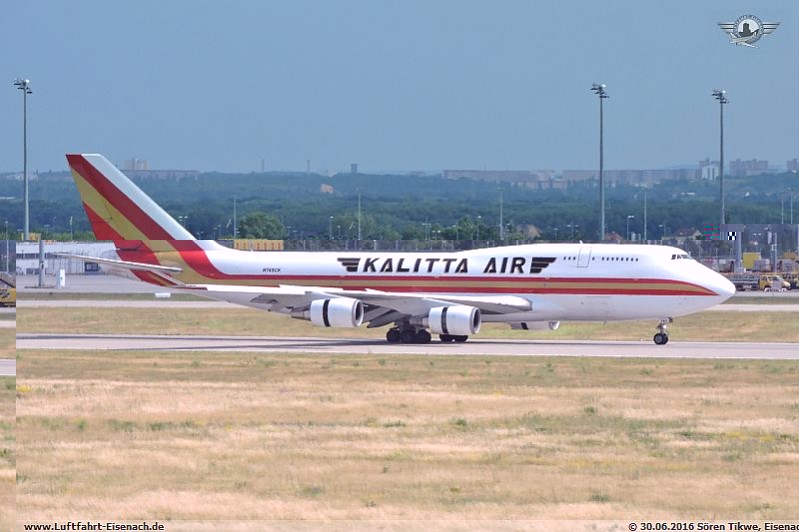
xmin=653 ymin=317 xmax=672 ymax=345
xmin=386 ymin=326 xmax=432 ymax=344
xmin=385 ymin=325 xmax=468 ymax=344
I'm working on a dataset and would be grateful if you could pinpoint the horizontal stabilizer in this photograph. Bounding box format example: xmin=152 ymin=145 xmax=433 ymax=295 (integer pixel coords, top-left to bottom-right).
xmin=54 ymin=253 xmax=183 ymax=275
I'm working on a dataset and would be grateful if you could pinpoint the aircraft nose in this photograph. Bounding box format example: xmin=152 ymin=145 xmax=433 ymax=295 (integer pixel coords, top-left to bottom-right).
xmin=711 ymin=272 xmax=736 ymax=301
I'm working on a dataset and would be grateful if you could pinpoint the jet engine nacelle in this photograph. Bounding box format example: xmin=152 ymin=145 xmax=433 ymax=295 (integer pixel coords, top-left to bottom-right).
xmin=427 ymin=305 xmax=481 ymax=336
xmin=510 ymin=321 xmax=560 ymax=331
xmin=300 ymin=298 xmax=364 ymax=328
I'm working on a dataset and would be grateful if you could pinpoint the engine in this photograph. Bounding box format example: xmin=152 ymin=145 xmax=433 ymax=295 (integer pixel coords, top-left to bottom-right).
xmin=510 ymin=321 xmax=560 ymax=331
xmin=426 ymin=305 xmax=481 ymax=336
xmin=292 ymin=298 xmax=364 ymax=328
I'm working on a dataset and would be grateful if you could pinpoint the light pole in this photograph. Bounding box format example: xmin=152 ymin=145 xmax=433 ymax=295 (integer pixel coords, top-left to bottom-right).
xmin=567 ymin=221 xmax=578 ymax=241
xmin=4 ymin=221 xmax=8 ymax=273
xmin=643 ymin=188 xmax=648 ymax=242
xmin=476 ymin=215 xmax=482 ymax=241
xmin=591 ymin=83 xmax=609 ymax=241
xmin=329 ymin=216 xmax=334 ymax=240
xmin=780 ymin=192 xmax=785 ymax=225
xmin=233 ymin=195 xmax=238 ymax=242
xmin=357 ymin=190 xmax=362 ymax=241
xmin=14 ymin=78 xmax=32 ymax=240
xmin=626 ymin=215 xmax=635 ymax=241
xmin=499 ymin=191 xmax=504 ymax=241
xmin=712 ymin=89 xmax=729 ymax=227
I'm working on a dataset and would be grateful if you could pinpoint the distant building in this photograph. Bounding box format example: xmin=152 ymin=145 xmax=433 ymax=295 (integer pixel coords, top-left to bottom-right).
xmin=320 ymin=183 xmax=334 ymax=194
xmin=728 ymin=159 xmax=770 ymax=177
xmin=699 ymin=159 xmax=719 ymax=180
xmin=16 ymin=241 xmax=115 ymax=275
xmin=562 ymin=168 xmax=700 ymax=187
xmin=443 ymin=170 xmax=559 ymax=189
xmin=787 ymin=159 xmax=798 ymax=173
xmin=350 ymin=163 xmax=359 ymax=174
xmin=123 ymin=158 xmax=148 ymax=171
xmin=125 ymin=169 xmax=200 ymax=181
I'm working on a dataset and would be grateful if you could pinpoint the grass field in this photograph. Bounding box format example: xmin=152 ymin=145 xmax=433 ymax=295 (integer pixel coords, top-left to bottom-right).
xmin=0 ymin=329 xmax=14 ymax=360
xmin=0 ymin=376 xmax=14 ymax=530
xmin=15 ymin=350 xmax=799 ymax=521
xmin=15 ymin=306 xmax=799 ymax=343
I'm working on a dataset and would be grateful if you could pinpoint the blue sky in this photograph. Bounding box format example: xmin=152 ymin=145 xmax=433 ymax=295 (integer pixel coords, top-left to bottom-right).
xmin=2 ymin=1 xmax=797 ymax=173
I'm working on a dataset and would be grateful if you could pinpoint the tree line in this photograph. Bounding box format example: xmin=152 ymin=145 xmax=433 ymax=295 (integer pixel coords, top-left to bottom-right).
xmin=0 ymin=170 xmax=796 ymax=241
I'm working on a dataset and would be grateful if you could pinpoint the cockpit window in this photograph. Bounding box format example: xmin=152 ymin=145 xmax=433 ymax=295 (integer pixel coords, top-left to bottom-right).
xmin=670 ymin=253 xmax=693 ymax=260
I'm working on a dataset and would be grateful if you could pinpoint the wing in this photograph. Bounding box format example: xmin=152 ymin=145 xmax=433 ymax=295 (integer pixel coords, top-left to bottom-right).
xmin=717 ymin=23 xmax=736 ymax=33
xmin=761 ymin=23 xmax=780 ymax=35
xmin=179 ymin=283 xmax=534 ymax=328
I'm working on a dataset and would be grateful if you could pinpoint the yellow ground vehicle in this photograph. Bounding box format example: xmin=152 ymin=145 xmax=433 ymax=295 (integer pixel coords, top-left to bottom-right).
xmin=0 ymin=288 xmax=15 ymax=307
xmin=782 ymin=272 xmax=799 ymax=290
xmin=759 ymin=274 xmax=790 ymax=292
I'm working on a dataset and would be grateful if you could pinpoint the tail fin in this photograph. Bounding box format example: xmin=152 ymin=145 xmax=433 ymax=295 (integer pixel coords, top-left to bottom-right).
xmin=66 ymin=154 xmax=195 ymax=242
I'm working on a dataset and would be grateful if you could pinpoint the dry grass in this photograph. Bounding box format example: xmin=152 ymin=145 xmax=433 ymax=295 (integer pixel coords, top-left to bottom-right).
xmin=0 ymin=376 xmax=15 ymax=530
xmin=0 ymin=329 xmax=13 ymax=360
xmin=15 ymin=306 xmax=799 ymax=342
xmin=15 ymin=350 xmax=799 ymax=521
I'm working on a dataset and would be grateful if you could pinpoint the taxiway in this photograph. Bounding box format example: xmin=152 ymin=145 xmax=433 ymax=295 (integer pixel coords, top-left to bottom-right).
xmin=15 ymin=333 xmax=799 ymax=360
xmin=0 ymin=359 xmax=14 ymax=377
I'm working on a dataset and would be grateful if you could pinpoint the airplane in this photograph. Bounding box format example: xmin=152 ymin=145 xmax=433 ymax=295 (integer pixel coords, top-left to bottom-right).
xmin=64 ymin=153 xmax=736 ymax=346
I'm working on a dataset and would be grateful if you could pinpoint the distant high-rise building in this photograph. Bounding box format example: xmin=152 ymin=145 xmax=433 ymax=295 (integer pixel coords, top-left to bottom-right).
xmin=351 ymin=163 xmax=359 ymax=174
xmin=699 ymin=158 xmax=720 ymax=180
xmin=123 ymin=158 xmax=148 ymax=171
xmin=787 ymin=159 xmax=798 ymax=173
xmin=729 ymin=159 xmax=769 ymax=177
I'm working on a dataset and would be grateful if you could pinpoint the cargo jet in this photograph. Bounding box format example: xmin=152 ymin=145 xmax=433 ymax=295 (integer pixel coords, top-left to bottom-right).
xmin=65 ymin=154 xmax=735 ymax=345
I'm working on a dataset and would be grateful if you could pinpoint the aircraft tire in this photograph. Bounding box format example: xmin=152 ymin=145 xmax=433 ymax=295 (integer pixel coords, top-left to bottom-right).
xmin=400 ymin=329 xmax=416 ymax=344
xmin=386 ymin=328 xmax=401 ymax=343
xmin=415 ymin=330 xmax=432 ymax=344
xmin=653 ymin=332 xmax=669 ymax=345
xmin=439 ymin=334 xmax=454 ymax=343
xmin=452 ymin=335 xmax=469 ymax=343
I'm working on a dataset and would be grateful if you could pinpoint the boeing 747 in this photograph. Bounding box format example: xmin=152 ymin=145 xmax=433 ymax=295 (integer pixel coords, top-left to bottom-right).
xmin=65 ymin=154 xmax=735 ymax=345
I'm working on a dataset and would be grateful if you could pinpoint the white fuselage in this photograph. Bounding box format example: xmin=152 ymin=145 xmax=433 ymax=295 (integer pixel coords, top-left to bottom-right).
xmin=163 ymin=242 xmax=735 ymax=323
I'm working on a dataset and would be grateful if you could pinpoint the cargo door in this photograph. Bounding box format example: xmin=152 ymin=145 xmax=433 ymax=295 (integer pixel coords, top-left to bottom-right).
xmin=577 ymin=245 xmax=592 ymax=268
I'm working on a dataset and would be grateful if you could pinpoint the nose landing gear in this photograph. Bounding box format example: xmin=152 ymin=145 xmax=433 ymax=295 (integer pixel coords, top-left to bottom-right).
xmin=653 ymin=317 xmax=672 ymax=345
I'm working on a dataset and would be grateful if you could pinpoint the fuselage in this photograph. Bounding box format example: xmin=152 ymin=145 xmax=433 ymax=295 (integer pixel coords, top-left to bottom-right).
xmin=119 ymin=241 xmax=735 ymax=323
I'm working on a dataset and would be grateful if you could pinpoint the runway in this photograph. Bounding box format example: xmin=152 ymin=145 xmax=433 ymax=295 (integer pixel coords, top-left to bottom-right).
xmin=15 ymin=333 xmax=799 ymax=360
xmin=0 ymin=359 xmax=14 ymax=377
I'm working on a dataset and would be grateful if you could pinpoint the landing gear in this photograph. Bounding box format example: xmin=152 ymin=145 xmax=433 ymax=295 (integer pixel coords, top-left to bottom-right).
xmin=439 ymin=334 xmax=468 ymax=343
xmin=386 ymin=328 xmax=401 ymax=343
xmin=653 ymin=317 xmax=672 ymax=345
xmin=387 ymin=326 xmax=432 ymax=344
xmin=415 ymin=329 xmax=431 ymax=344
xmin=400 ymin=328 xmax=417 ymax=344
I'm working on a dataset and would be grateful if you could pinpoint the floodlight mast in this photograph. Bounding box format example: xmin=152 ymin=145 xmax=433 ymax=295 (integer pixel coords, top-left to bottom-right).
xmin=712 ymin=89 xmax=729 ymax=228
xmin=591 ymin=83 xmax=609 ymax=241
xmin=14 ymin=78 xmax=32 ymax=241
